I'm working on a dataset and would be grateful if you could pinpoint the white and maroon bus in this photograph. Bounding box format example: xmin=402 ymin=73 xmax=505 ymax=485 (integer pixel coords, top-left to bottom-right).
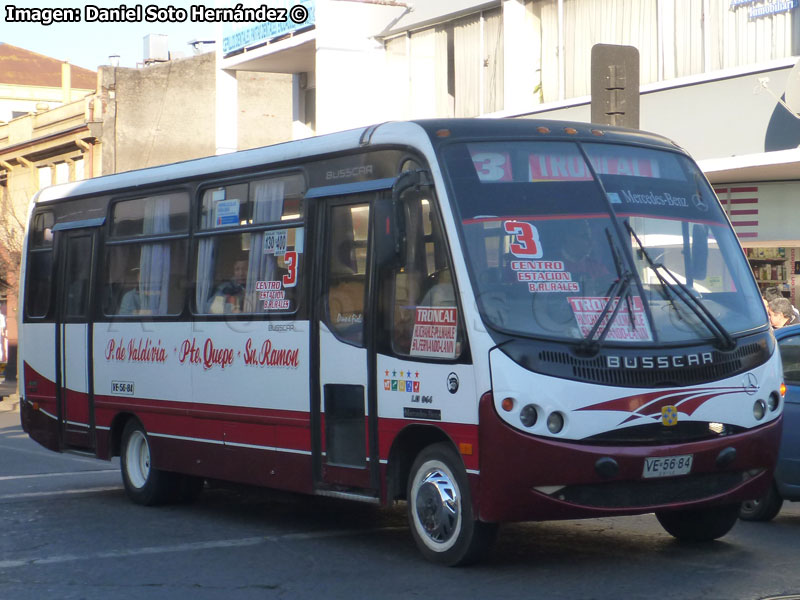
xmin=19 ymin=119 xmax=783 ymax=564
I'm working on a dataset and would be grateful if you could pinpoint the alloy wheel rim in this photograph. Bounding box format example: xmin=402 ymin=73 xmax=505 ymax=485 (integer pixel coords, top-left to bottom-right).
xmin=414 ymin=466 xmax=460 ymax=548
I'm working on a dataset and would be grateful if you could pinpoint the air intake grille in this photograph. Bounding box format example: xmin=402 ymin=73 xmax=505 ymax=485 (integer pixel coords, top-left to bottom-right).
xmin=501 ymin=334 xmax=772 ymax=388
xmin=556 ymin=471 xmax=750 ymax=508
xmin=539 ymin=343 xmax=764 ymax=387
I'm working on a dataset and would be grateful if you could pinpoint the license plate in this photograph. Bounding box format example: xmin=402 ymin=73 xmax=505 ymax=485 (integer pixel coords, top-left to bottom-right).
xmin=642 ymin=454 xmax=693 ymax=479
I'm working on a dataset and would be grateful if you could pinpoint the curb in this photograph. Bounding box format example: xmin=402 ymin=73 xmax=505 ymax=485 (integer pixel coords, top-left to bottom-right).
xmin=0 ymin=393 xmax=20 ymax=413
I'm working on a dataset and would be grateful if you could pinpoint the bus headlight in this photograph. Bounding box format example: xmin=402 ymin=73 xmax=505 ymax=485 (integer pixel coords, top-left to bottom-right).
xmin=768 ymin=392 xmax=780 ymax=412
xmin=519 ymin=404 xmax=538 ymax=428
xmin=547 ymin=411 xmax=565 ymax=434
xmin=753 ymin=399 xmax=767 ymax=421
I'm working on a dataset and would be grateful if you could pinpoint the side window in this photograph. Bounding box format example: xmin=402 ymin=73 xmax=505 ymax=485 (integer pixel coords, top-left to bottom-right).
xmin=194 ymin=174 xmax=305 ymax=316
xmin=198 ymin=173 xmax=304 ymax=229
xmin=195 ymin=228 xmax=303 ymax=315
xmin=104 ymin=193 xmax=189 ymax=317
xmin=64 ymin=236 xmax=92 ymax=318
xmin=26 ymin=211 xmax=55 ymax=318
xmin=388 ymin=191 xmax=462 ymax=359
xmin=32 ymin=212 xmax=54 ymax=247
xmin=779 ymin=335 xmax=800 ymax=384
xmin=324 ymin=203 xmax=369 ymax=345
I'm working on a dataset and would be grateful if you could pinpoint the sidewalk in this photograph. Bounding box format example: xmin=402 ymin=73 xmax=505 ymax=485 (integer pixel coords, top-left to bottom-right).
xmin=0 ymin=379 xmax=19 ymax=412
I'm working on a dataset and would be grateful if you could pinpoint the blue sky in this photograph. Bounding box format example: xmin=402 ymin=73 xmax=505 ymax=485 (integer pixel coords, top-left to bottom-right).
xmin=2 ymin=1 xmax=219 ymax=70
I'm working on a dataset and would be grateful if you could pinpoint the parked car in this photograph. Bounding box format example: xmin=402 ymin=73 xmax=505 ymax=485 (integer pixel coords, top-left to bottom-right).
xmin=740 ymin=322 xmax=800 ymax=521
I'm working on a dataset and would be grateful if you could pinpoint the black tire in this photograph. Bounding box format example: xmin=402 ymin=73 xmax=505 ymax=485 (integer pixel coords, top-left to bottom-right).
xmin=120 ymin=420 xmax=174 ymax=506
xmin=739 ymin=481 xmax=783 ymax=522
xmin=407 ymin=442 xmax=497 ymax=566
xmin=656 ymin=503 xmax=740 ymax=541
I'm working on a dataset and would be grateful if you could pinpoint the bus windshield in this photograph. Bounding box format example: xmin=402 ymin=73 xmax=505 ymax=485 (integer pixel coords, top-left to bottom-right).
xmin=443 ymin=140 xmax=765 ymax=344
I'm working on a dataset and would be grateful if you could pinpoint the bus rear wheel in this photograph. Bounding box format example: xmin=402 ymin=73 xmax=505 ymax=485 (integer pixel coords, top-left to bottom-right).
xmin=655 ymin=503 xmax=740 ymax=541
xmin=120 ymin=420 xmax=174 ymax=506
xmin=406 ymin=443 xmax=497 ymax=566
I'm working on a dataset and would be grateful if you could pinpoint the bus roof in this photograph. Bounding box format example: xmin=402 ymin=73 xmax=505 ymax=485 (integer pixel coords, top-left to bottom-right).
xmin=33 ymin=118 xmax=682 ymax=205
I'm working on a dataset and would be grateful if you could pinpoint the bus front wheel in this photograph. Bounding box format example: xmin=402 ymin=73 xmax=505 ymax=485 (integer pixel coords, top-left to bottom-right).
xmin=406 ymin=443 xmax=497 ymax=566
xmin=739 ymin=481 xmax=783 ymax=522
xmin=655 ymin=503 xmax=740 ymax=541
xmin=120 ymin=420 xmax=174 ymax=506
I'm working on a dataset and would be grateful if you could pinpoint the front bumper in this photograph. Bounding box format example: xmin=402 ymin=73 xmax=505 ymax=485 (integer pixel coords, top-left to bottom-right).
xmin=477 ymin=394 xmax=782 ymax=522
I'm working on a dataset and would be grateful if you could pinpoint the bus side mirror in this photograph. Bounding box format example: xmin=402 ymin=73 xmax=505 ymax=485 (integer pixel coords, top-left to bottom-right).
xmin=373 ymin=197 xmax=402 ymax=267
xmin=375 ymin=169 xmax=431 ymax=265
xmin=692 ymin=224 xmax=708 ymax=281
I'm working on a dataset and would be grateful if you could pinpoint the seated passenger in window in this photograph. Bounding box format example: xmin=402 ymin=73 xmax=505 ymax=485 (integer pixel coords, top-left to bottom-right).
xmin=118 ymin=268 xmax=143 ymax=315
xmin=210 ymin=258 xmax=247 ymax=314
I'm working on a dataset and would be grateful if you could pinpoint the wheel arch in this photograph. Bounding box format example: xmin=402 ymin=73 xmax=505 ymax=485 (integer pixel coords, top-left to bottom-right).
xmin=109 ymin=412 xmax=141 ymax=458
xmin=385 ymin=424 xmax=462 ymax=503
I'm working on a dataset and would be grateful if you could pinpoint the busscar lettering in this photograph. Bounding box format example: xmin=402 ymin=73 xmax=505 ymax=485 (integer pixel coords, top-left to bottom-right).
xmin=606 ymin=353 xmax=713 ymax=369
xmin=325 ymin=165 xmax=374 ymax=181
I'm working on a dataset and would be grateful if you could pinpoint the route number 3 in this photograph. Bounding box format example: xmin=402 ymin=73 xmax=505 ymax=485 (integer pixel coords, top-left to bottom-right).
xmin=282 ymin=251 xmax=298 ymax=287
xmin=504 ymin=221 xmax=543 ymax=258
xmin=471 ymin=151 xmax=512 ymax=182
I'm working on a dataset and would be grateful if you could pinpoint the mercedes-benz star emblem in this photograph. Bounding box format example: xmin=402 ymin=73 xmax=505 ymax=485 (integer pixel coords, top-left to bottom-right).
xmin=743 ymin=373 xmax=759 ymax=395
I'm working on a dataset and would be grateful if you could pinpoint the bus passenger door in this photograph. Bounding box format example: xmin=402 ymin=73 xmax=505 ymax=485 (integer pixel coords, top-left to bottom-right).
xmin=56 ymin=229 xmax=96 ymax=450
xmin=311 ymin=195 xmax=378 ymax=494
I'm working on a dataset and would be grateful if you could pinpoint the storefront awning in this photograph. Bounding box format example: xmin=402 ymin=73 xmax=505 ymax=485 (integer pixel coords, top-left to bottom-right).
xmin=699 ymin=148 xmax=800 ymax=184
xmin=220 ymin=30 xmax=315 ymax=74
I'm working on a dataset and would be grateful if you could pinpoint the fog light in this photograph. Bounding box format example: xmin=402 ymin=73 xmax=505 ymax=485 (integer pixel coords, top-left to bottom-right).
xmin=753 ymin=399 xmax=766 ymax=420
xmin=520 ymin=404 xmax=538 ymax=428
xmin=547 ymin=411 xmax=564 ymax=434
xmin=768 ymin=392 xmax=780 ymax=411
xmin=709 ymin=422 xmax=725 ymax=434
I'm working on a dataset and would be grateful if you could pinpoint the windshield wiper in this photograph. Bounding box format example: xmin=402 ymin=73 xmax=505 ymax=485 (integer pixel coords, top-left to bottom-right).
xmin=577 ymin=229 xmax=636 ymax=355
xmin=624 ymin=220 xmax=736 ymax=351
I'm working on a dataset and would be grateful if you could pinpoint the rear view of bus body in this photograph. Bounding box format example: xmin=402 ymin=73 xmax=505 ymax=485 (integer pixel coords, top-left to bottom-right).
xmin=18 ymin=120 xmax=782 ymax=565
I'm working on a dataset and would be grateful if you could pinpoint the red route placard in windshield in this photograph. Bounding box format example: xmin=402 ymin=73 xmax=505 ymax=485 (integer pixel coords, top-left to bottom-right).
xmin=567 ymin=296 xmax=653 ymax=342
xmin=468 ymin=147 xmax=661 ymax=182
xmin=410 ymin=307 xmax=458 ymax=359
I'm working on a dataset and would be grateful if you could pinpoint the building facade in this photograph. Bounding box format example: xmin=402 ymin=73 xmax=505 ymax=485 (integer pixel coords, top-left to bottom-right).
xmin=0 ymin=45 xmax=293 ymax=375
